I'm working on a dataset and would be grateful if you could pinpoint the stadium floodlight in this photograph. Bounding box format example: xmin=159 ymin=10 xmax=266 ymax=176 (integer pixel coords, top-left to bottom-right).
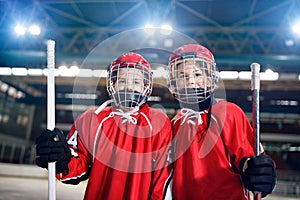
xmin=260 ymin=69 xmax=279 ymax=81
xmin=11 ymin=67 xmax=28 ymax=76
xmin=220 ymin=71 xmax=239 ymax=80
xmin=152 ymin=66 xmax=168 ymax=78
xmin=239 ymin=69 xmax=278 ymax=81
xmin=43 ymin=68 xmax=59 ymax=76
xmin=58 ymin=65 xmax=73 ymax=77
xmin=285 ymin=39 xmax=295 ymax=47
xmin=92 ymin=69 xmax=107 ymax=77
xmin=239 ymin=71 xmax=251 ymax=80
xmin=77 ymin=69 xmax=93 ymax=77
xmin=14 ymin=24 xmax=41 ymax=36
xmin=292 ymin=21 xmax=300 ymax=35
xmin=0 ymin=67 xmax=12 ymax=75
xmin=70 ymin=65 xmax=79 ymax=74
xmin=29 ymin=25 xmax=41 ymax=35
xmin=28 ymin=68 xmax=43 ymax=76
xmin=144 ymin=24 xmax=155 ymax=35
xmin=160 ymin=24 xmax=173 ymax=35
xmin=14 ymin=25 xmax=26 ymax=36
xmin=0 ymin=81 xmax=9 ymax=93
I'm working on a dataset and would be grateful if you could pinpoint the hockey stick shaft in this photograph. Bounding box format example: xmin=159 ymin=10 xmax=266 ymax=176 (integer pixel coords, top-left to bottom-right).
xmin=250 ymin=62 xmax=261 ymax=200
xmin=47 ymin=40 xmax=56 ymax=200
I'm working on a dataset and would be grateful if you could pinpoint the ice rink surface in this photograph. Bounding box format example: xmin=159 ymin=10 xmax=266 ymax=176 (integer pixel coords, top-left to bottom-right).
xmin=0 ymin=176 xmax=299 ymax=200
xmin=0 ymin=176 xmax=85 ymax=200
xmin=0 ymin=163 xmax=298 ymax=200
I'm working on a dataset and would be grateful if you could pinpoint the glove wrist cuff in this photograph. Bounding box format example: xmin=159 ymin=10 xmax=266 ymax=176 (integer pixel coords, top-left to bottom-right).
xmin=242 ymin=157 xmax=251 ymax=173
xmin=239 ymin=156 xmax=252 ymax=173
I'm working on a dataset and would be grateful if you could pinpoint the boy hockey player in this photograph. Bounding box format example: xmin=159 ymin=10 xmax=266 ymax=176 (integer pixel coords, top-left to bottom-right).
xmin=167 ymin=44 xmax=276 ymax=199
xmin=36 ymin=52 xmax=172 ymax=200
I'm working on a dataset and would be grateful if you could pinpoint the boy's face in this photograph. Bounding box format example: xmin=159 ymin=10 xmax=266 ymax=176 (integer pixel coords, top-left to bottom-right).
xmin=114 ymin=68 xmax=145 ymax=93
xmin=175 ymin=60 xmax=212 ymax=90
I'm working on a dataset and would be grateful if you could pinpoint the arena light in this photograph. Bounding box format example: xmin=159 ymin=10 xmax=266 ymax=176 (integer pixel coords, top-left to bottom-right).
xmin=292 ymin=21 xmax=300 ymax=35
xmin=14 ymin=24 xmax=41 ymax=36
xmin=70 ymin=65 xmax=80 ymax=76
xmin=0 ymin=81 xmax=9 ymax=93
xmin=278 ymin=73 xmax=298 ymax=80
xmin=164 ymin=38 xmax=173 ymax=48
xmin=64 ymin=93 xmax=97 ymax=99
xmin=144 ymin=24 xmax=155 ymax=35
xmin=219 ymin=71 xmax=239 ymax=80
xmin=28 ymin=68 xmax=43 ymax=76
xmin=43 ymin=68 xmax=60 ymax=76
xmin=152 ymin=67 xmax=168 ymax=78
xmin=92 ymin=69 xmax=107 ymax=77
xmin=260 ymin=69 xmax=279 ymax=81
xmin=238 ymin=71 xmax=251 ymax=80
xmin=11 ymin=67 xmax=27 ymax=76
xmin=14 ymin=25 xmax=26 ymax=36
xmin=58 ymin=65 xmax=68 ymax=70
xmin=28 ymin=25 xmax=41 ymax=35
xmin=58 ymin=65 xmax=77 ymax=77
xmin=160 ymin=24 xmax=173 ymax=35
xmin=0 ymin=67 xmax=12 ymax=75
xmin=285 ymin=39 xmax=295 ymax=47
xmin=16 ymin=91 xmax=25 ymax=99
xmin=8 ymin=87 xmax=17 ymax=97
xmin=77 ymin=69 xmax=93 ymax=77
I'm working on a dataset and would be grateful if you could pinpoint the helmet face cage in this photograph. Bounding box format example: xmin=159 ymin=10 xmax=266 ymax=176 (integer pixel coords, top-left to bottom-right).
xmin=107 ymin=61 xmax=153 ymax=109
xmin=168 ymin=53 xmax=218 ymax=104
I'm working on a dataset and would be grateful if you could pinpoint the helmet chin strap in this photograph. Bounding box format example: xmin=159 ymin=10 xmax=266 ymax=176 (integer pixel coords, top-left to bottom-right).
xmin=177 ymin=88 xmax=211 ymax=111
xmin=180 ymin=95 xmax=212 ymax=112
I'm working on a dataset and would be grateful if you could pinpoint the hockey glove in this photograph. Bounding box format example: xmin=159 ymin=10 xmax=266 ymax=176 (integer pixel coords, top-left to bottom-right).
xmin=35 ymin=128 xmax=71 ymax=174
xmin=240 ymin=154 xmax=276 ymax=197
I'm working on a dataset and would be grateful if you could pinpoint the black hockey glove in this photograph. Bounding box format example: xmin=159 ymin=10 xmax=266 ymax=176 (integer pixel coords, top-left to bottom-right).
xmin=35 ymin=128 xmax=71 ymax=174
xmin=240 ymin=154 xmax=276 ymax=197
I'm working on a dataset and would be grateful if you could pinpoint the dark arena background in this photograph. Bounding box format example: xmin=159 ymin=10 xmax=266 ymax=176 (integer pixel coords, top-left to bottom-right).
xmin=0 ymin=0 xmax=299 ymax=199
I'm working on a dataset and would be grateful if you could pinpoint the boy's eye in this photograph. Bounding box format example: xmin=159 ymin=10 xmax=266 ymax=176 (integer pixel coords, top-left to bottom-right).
xmin=177 ymin=72 xmax=187 ymax=78
xmin=195 ymin=73 xmax=203 ymax=77
xmin=118 ymin=80 xmax=126 ymax=84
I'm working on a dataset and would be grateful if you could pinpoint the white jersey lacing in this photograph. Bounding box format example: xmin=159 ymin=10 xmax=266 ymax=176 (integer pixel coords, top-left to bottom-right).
xmin=109 ymin=109 xmax=138 ymax=124
xmin=176 ymin=108 xmax=208 ymax=126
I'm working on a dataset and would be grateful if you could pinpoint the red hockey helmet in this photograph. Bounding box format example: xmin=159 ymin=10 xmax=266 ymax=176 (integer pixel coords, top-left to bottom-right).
xmin=107 ymin=52 xmax=153 ymax=109
xmin=169 ymin=43 xmax=215 ymax=64
xmin=110 ymin=52 xmax=151 ymax=76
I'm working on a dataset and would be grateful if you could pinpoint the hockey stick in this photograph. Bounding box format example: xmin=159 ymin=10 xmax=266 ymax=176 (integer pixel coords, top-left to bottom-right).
xmin=47 ymin=40 xmax=56 ymax=200
xmin=250 ymin=62 xmax=261 ymax=200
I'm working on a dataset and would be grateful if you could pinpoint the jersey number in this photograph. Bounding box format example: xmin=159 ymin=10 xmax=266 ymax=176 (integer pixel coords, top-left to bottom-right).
xmin=68 ymin=130 xmax=78 ymax=149
xmin=68 ymin=130 xmax=79 ymax=157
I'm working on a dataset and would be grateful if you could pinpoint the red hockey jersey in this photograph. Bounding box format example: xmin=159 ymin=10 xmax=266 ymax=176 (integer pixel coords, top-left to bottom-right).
xmin=57 ymin=103 xmax=172 ymax=200
xmin=171 ymin=100 xmax=256 ymax=200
